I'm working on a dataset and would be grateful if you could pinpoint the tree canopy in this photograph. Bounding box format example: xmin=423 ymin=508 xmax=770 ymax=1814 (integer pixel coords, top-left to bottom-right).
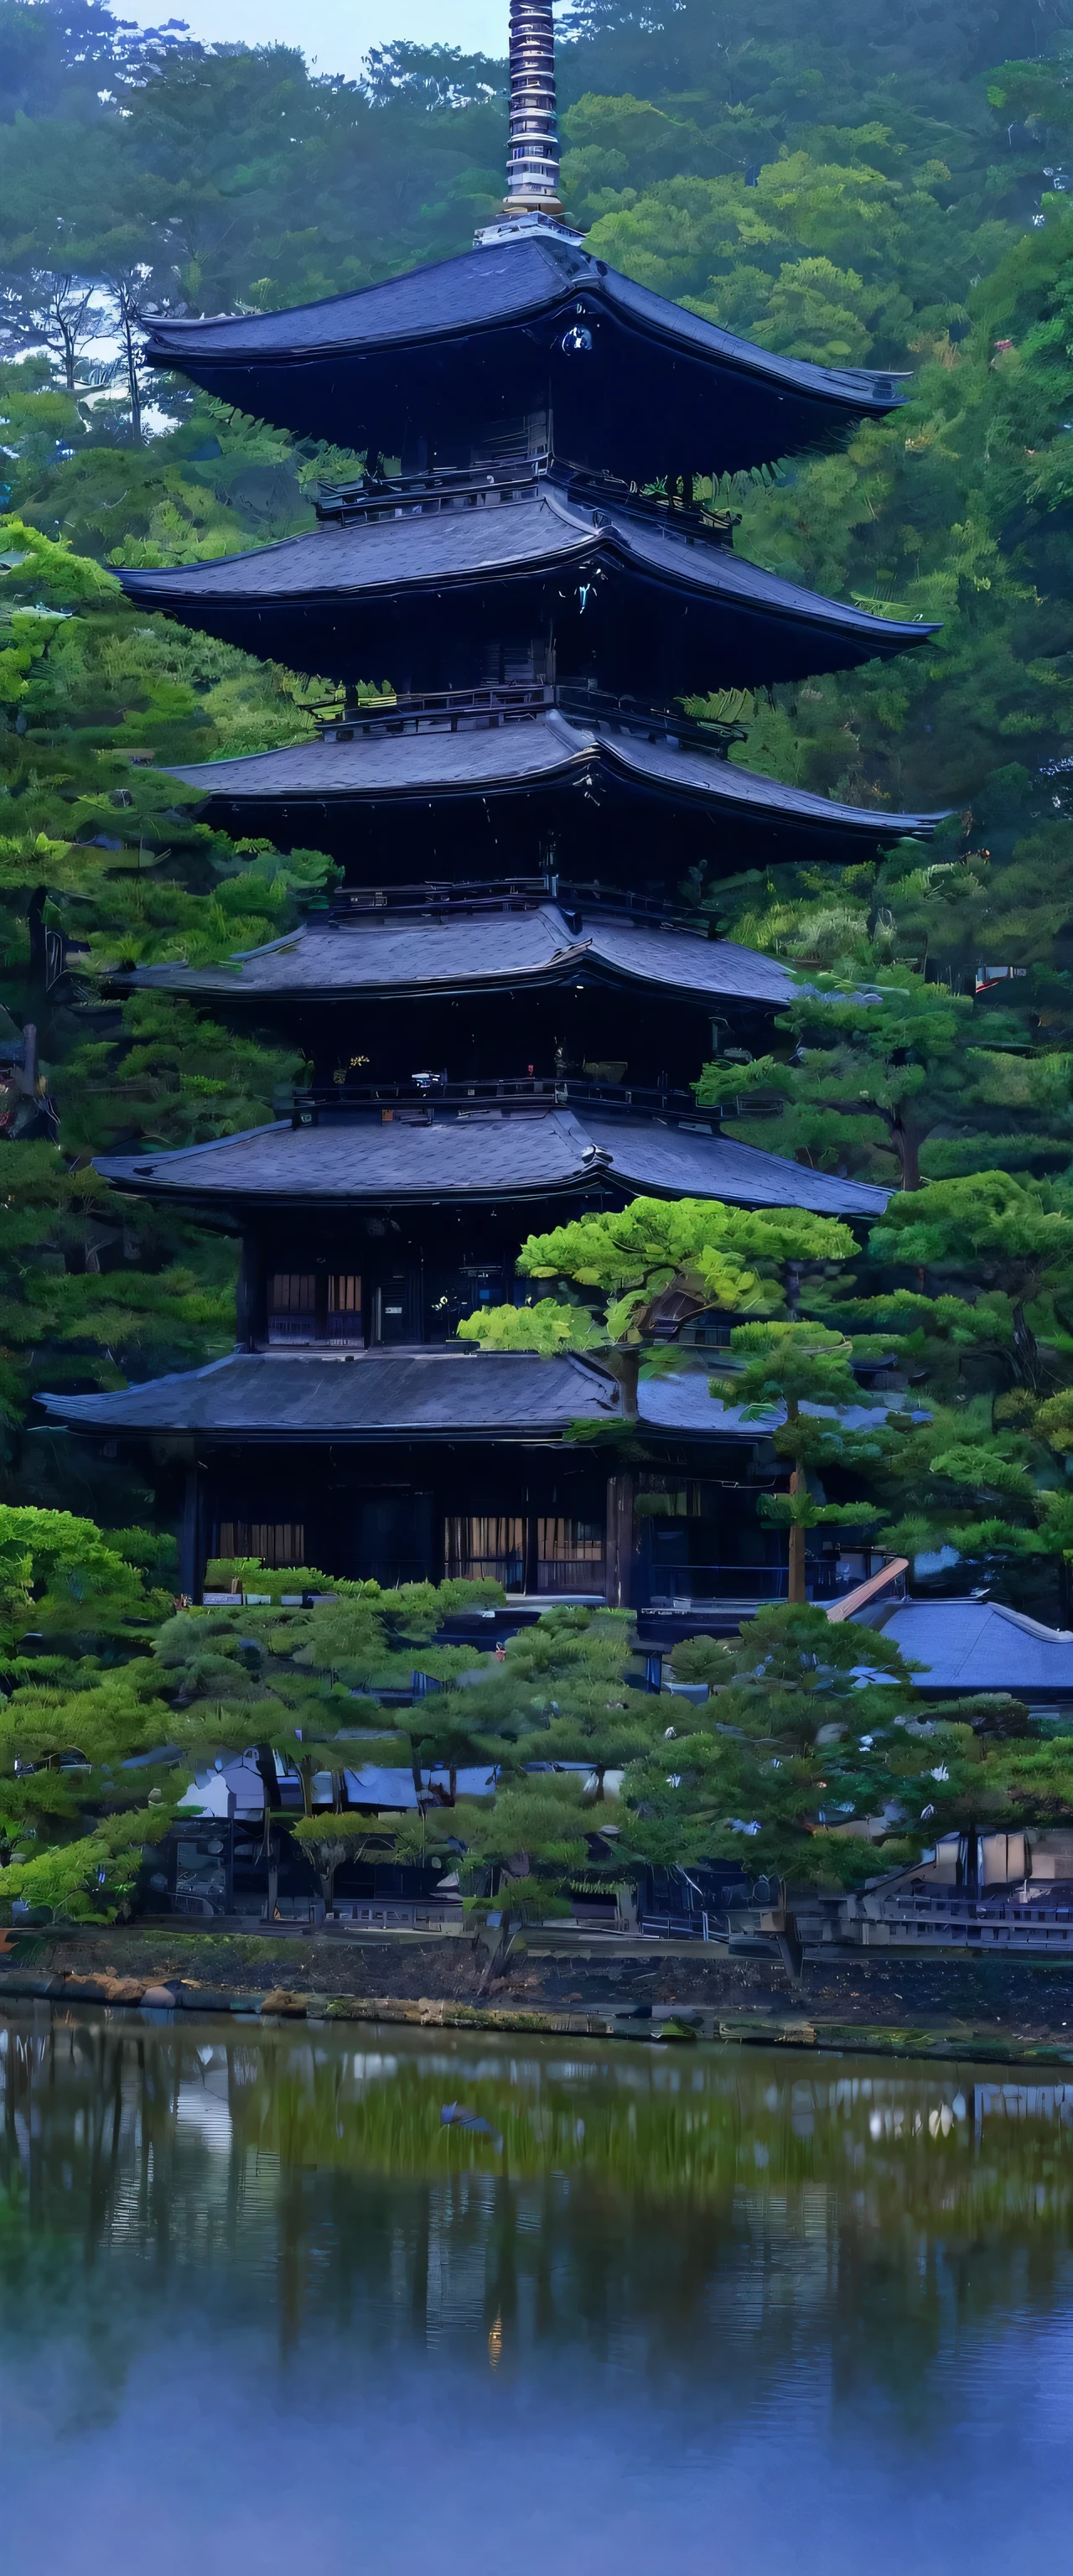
xmin=2 ymin=0 xmax=1073 ymax=1801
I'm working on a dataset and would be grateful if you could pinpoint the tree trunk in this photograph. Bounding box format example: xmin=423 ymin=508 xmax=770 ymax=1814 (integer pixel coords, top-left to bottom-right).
xmin=1010 ymin=1301 xmax=1044 ymax=1390
xmin=256 ymin=1743 xmax=281 ymax=1860
xmin=615 ymin=1344 xmax=640 ymax=1418
xmin=119 ymin=301 xmax=143 ymax=445
xmin=786 ymin=1395 xmax=807 ymax=1602
xmin=787 ymin=1478 xmax=807 ymax=1604
xmin=892 ymin=1117 xmax=922 ymax=1192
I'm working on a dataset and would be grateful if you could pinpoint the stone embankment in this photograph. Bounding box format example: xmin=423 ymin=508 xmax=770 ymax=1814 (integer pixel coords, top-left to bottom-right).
xmin=6 ymin=1927 xmax=1073 ymax=2065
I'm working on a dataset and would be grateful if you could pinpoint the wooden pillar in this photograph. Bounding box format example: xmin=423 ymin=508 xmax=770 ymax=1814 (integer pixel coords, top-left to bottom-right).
xmin=524 ymin=1501 xmax=540 ymax=1598
xmin=178 ymin=1457 xmax=205 ymax=1603
xmin=605 ymin=1469 xmax=635 ymax=1608
xmin=236 ymin=1235 xmax=264 ymax=1349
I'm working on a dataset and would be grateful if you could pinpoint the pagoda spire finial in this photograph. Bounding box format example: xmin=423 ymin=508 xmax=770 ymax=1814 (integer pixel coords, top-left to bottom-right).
xmin=474 ymin=0 xmax=583 ymax=245
xmin=505 ymin=0 xmax=562 ymax=213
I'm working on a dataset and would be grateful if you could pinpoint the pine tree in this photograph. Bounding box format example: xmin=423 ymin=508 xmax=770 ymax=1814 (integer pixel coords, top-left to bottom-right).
xmin=458 ymin=1196 xmax=858 ymax=1412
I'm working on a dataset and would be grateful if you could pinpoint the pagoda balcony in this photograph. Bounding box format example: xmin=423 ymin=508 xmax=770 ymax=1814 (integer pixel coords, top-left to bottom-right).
xmin=308 ymin=679 xmax=744 ymax=756
xmin=325 ymin=875 xmax=723 ymax=929
xmin=291 ymin=1071 xmax=704 ymax=1124
xmin=314 ymin=454 xmax=739 ymax=551
xmin=314 ymin=679 xmax=557 ymax=735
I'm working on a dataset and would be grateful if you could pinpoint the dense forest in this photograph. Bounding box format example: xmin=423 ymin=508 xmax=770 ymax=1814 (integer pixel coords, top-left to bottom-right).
xmin=4 ymin=0 xmax=1073 ymax=1617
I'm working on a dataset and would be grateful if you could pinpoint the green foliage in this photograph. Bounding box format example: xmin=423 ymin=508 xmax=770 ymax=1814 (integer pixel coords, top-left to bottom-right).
xmin=460 ymin=1197 xmax=858 ymax=1415
xmin=640 ymin=1597 xmax=1073 ymax=1884
xmin=710 ymin=1321 xmax=902 ymax=1597
xmin=698 ymin=973 xmax=978 ymax=1191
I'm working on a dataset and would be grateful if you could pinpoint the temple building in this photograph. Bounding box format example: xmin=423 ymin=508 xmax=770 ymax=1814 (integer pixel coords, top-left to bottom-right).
xmin=40 ymin=1 xmax=940 ymax=1617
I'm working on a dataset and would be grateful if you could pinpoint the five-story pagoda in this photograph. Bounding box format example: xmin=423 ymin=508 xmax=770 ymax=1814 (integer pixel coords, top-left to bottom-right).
xmin=42 ymin=4 xmax=939 ymax=1613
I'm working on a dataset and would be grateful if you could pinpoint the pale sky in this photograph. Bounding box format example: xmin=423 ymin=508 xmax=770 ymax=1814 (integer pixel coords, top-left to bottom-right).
xmin=142 ymin=0 xmax=511 ymax=76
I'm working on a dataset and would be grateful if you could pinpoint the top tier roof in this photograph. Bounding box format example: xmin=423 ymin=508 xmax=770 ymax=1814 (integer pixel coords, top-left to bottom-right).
xmin=142 ymin=231 xmax=905 ymax=485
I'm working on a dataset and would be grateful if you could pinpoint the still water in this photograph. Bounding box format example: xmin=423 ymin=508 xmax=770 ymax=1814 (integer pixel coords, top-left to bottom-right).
xmin=1 ymin=2012 xmax=1071 ymax=2573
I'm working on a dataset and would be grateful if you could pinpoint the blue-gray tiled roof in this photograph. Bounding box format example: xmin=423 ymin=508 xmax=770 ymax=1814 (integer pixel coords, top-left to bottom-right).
xmin=37 ymin=1350 xmax=622 ymax=1439
xmin=120 ymin=483 xmax=931 ymax=668
xmin=869 ymin=1599 xmax=1073 ymax=1694
xmin=95 ymin=1108 xmax=889 ymax=1217
xmin=159 ymin=710 xmax=941 ymax=848
xmin=125 ymin=904 xmax=801 ymax=1006
xmin=142 ymin=234 xmax=900 ymax=419
xmin=36 ymin=1348 xmax=913 ymax=1443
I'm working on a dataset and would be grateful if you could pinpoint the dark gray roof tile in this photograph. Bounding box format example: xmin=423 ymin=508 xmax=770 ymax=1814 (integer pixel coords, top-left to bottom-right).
xmin=37 ymin=1349 xmax=619 ymax=1440
xmin=36 ymin=1349 xmax=907 ymax=1443
xmin=96 ymin=1106 xmax=887 ymax=1216
xmin=162 ymin=708 xmax=941 ymax=843
xmin=120 ymin=484 xmax=931 ymax=662
xmin=127 ymin=904 xmax=801 ymax=1006
xmin=143 ymin=236 xmax=899 ymax=418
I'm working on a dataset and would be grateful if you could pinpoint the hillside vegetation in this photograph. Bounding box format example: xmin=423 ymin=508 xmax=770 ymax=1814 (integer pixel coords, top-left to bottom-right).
xmin=3 ymin=0 xmax=1073 ymax=1625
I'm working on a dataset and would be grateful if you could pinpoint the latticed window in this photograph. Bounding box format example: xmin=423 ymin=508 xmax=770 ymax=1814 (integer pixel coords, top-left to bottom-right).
xmin=267 ymin=1273 xmax=362 ymax=1342
xmin=217 ymin=1522 xmax=305 ymax=1570
xmin=536 ymin=1517 xmax=604 ymax=1590
xmin=268 ymin=1273 xmax=315 ymax=1341
xmin=445 ymin=1515 xmax=525 ymax=1587
xmin=326 ymin=1273 xmax=362 ymax=1339
xmin=443 ymin=1516 xmax=604 ymax=1594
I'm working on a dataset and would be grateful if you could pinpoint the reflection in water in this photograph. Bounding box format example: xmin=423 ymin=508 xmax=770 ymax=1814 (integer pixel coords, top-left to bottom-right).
xmin=3 ymin=2012 xmax=1073 ymax=2573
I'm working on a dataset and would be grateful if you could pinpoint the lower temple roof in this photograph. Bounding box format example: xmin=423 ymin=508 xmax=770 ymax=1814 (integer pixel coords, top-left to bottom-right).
xmin=36 ymin=1348 xmax=909 ymax=1443
xmin=39 ymin=1349 xmax=621 ymax=1441
xmin=122 ymin=902 xmax=803 ymax=1007
xmin=95 ymin=1108 xmax=889 ymax=1218
xmin=160 ymin=707 xmax=941 ymax=854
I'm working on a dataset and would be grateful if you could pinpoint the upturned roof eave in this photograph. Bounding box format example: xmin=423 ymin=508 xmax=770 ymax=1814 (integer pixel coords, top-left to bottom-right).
xmin=140 ymin=238 xmax=905 ymax=420
xmin=117 ymin=522 xmax=936 ymax=656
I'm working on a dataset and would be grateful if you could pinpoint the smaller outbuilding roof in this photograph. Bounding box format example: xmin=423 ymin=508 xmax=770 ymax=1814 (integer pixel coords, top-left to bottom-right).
xmin=863 ymin=1597 xmax=1073 ymax=1695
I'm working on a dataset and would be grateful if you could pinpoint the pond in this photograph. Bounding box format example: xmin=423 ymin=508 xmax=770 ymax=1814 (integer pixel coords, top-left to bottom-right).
xmin=1 ymin=2011 xmax=1071 ymax=2573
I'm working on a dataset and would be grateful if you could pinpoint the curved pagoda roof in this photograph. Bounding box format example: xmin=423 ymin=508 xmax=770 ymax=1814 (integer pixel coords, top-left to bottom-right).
xmin=120 ymin=481 xmax=934 ymax=695
xmin=36 ymin=1347 xmax=905 ymax=1445
xmin=162 ymin=709 xmax=941 ymax=860
xmin=122 ymin=903 xmax=804 ymax=1007
xmin=96 ymin=1105 xmax=887 ymax=1218
xmin=141 ymin=233 xmax=905 ymax=483
xmin=122 ymin=903 xmax=806 ymax=1009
